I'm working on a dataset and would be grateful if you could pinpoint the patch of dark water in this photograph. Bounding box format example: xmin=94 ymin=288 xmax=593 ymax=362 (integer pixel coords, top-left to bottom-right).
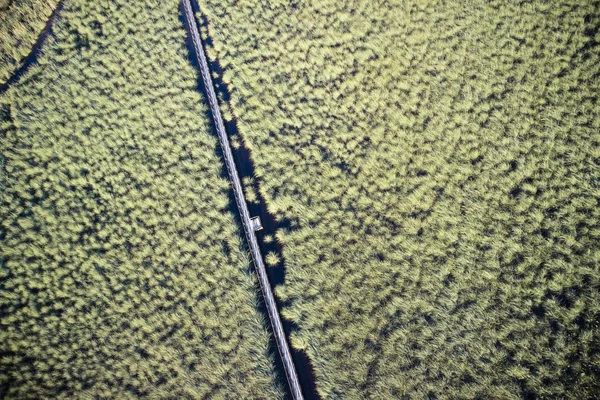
xmin=180 ymin=2 xmax=320 ymax=398
xmin=0 ymin=0 xmax=65 ymax=94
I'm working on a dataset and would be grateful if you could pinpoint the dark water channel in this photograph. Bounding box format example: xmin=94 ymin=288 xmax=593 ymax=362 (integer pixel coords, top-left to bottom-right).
xmin=180 ymin=2 xmax=320 ymax=399
xmin=0 ymin=0 xmax=65 ymax=94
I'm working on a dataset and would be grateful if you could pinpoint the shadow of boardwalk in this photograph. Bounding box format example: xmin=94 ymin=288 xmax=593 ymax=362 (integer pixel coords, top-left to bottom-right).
xmin=181 ymin=0 xmax=317 ymax=398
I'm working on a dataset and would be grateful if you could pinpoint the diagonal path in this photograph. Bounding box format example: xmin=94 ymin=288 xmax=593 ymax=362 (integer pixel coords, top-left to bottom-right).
xmin=0 ymin=0 xmax=65 ymax=94
xmin=181 ymin=1 xmax=304 ymax=399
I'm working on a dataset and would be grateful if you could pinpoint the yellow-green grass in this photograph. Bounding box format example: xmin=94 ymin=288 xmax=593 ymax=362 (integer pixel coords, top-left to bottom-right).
xmin=199 ymin=0 xmax=600 ymax=398
xmin=0 ymin=0 xmax=61 ymax=84
xmin=0 ymin=0 xmax=283 ymax=398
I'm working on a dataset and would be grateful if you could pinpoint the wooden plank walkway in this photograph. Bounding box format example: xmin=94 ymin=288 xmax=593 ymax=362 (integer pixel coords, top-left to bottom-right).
xmin=181 ymin=1 xmax=304 ymax=399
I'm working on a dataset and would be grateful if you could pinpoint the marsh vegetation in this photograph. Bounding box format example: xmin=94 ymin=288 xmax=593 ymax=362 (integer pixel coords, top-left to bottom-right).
xmin=0 ymin=0 xmax=283 ymax=398
xmin=0 ymin=0 xmax=61 ymax=84
xmin=198 ymin=0 xmax=600 ymax=397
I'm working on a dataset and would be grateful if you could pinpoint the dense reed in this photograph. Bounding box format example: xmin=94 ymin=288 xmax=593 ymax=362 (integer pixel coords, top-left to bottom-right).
xmin=0 ymin=0 xmax=61 ymax=83
xmin=198 ymin=0 xmax=600 ymax=397
xmin=0 ymin=0 xmax=283 ymax=398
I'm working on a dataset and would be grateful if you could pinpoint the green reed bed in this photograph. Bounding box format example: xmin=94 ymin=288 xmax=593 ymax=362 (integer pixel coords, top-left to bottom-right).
xmin=0 ymin=0 xmax=61 ymax=84
xmin=0 ymin=0 xmax=283 ymax=398
xmin=198 ymin=0 xmax=600 ymax=397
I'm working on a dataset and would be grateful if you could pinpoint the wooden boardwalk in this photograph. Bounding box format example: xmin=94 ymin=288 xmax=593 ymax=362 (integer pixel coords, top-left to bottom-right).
xmin=181 ymin=1 xmax=304 ymax=399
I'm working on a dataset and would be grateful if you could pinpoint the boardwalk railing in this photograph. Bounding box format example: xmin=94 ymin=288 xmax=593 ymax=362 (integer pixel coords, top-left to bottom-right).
xmin=181 ymin=1 xmax=304 ymax=399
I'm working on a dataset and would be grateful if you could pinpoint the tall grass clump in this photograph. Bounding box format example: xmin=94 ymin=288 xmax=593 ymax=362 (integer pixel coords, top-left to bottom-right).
xmin=0 ymin=0 xmax=283 ymax=398
xmin=198 ymin=0 xmax=600 ymax=398
xmin=0 ymin=0 xmax=61 ymax=84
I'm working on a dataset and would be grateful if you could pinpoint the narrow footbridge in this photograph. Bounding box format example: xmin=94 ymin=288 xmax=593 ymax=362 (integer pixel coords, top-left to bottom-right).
xmin=181 ymin=1 xmax=304 ymax=399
